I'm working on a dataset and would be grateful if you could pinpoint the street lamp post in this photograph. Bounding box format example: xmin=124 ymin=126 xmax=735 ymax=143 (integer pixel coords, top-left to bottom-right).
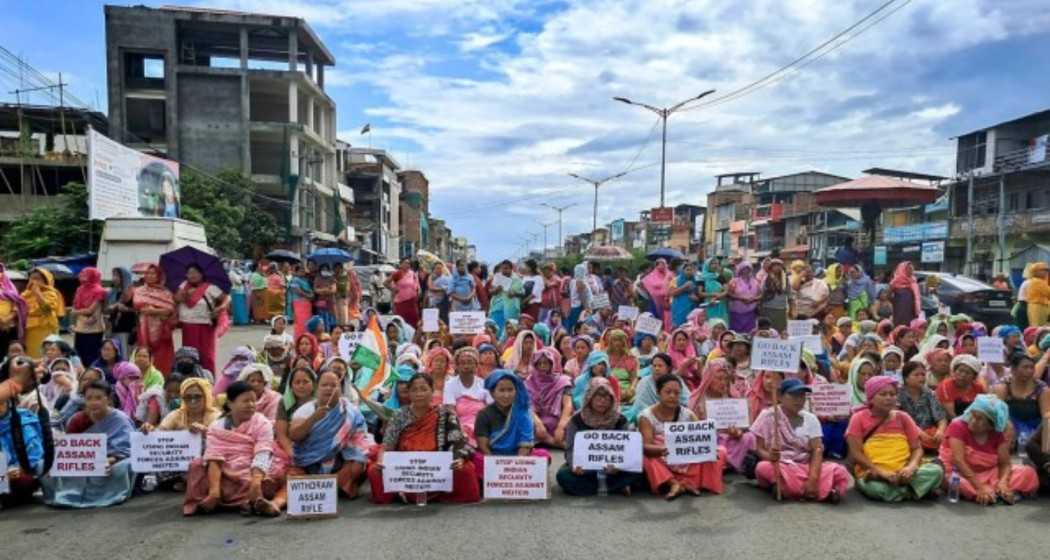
xmin=541 ymin=202 xmax=577 ymax=256
xmin=568 ymin=171 xmax=627 ymax=234
xmin=537 ymin=220 xmax=556 ymax=258
xmin=613 ymin=90 xmax=716 ymax=207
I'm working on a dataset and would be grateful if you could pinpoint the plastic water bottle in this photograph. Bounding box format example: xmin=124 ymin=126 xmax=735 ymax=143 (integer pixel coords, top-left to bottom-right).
xmin=141 ymin=474 xmax=158 ymax=493
xmin=415 ymin=491 xmax=428 ymax=507
xmin=596 ymin=471 xmax=608 ymax=497
xmin=947 ymin=471 xmax=960 ymax=503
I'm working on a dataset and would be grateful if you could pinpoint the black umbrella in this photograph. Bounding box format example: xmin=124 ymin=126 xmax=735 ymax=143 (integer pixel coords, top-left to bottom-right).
xmin=647 ymin=247 xmax=685 ymax=261
xmin=265 ymin=249 xmax=302 ymax=264
xmin=159 ymin=246 xmax=231 ymax=293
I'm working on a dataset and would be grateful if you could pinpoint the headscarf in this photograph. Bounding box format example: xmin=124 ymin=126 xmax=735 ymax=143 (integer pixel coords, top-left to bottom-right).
xmin=422 ymin=347 xmax=453 ymax=377
xmin=112 ymin=361 xmax=144 ymax=418
xmin=881 ymin=345 xmax=904 ymax=365
xmin=845 ymin=265 xmax=876 ymax=301
xmin=484 ymin=370 xmax=535 ymax=455
xmin=888 ymin=325 xmax=913 ymax=347
xmin=573 ymin=350 xmax=613 ymax=409
xmin=305 ymin=315 xmax=324 ymax=335
xmin=524 ymin=348 xmax=572 ymax=420
xmin=996 ymin=325 xmax=1021 ymax=341
xmin=22 ymin=267 xmax=65 ymax=323
xmin=165 ymin=377 xmax=220 ymax=429
xmin=73 ymin=267 xmax=107 ymax=310
xmin=888 ymin=262 xmax=921 ymax=314
xmin=950 ymin=354 xmax=982 ymax=376
xmin=505 ymin=330 xmax=538 ymax=371
xmin=107 ymin=267 xmax=133 ymax=306
xmin=532 ymin=323 xmax=551 ymax=346
xmin=847 ymin=356 xmax=878 ymax=406
xmin=960 ymin=394 xmax=1009 ymax=433
xmin=383 ymin=364 xmax=416 ymax=410
xmin=0 ymin=263 xmax=27 ymax=339
xmin=238 ymin=362 xmax=275 ymax=387
xmin=579 ymin=377 xmax=620 ymax=429
xmin=688 ymin=358 xmax=730 ymax=415
xmin=641 ymin=258 xmax=673 ymax=301
xmin=863 ymin=375 xmax=899 ymax=407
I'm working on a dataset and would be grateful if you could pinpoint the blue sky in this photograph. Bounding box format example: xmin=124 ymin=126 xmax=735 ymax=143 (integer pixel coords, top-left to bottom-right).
xmin=4 ymin=0 xmax=1049 ymax=261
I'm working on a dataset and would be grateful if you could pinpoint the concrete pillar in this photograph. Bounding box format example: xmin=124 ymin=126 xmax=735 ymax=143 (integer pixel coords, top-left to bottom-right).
xmin=289 ymin=82 xmax=298 ymax=124
xmin=306 ymin=96 xmax=315 ymax=136
xmin=240 ymin=27 xmax=251 ymax=175
xmin=288 ymin=31 xmax=298 ymax=72
xmin=305 ymin=54 xmax=313 ymax=79
xmin=317 ymin=64 xmax=324 ymax=89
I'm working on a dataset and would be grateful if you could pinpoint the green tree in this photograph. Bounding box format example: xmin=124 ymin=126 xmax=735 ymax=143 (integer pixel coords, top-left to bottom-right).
xmin=0 ymin=182 xmax=96 ymax=261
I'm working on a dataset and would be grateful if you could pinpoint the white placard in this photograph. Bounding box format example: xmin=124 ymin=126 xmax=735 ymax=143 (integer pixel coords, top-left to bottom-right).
xmin=617 ymin=305 xmax=639 ymax=321
xmin=809 ymin=384 xmax=852 ymax=417
xmin=665 ymin=420 xmax=719 ymax=465
xmin=976 ymin=336 xmax=1005 ymax=364
xmin=0 ymin=452 xmax=8 ymax=494
xmin=338 ymin=332 xmax=365 ymax=360
xmin=790 ymin=334 xmax=824 ymax=355
xmin=589 ymin=292 xmax=611 ymax=310
xmin=88 ymin=128 xmax=181 ymax=220
xmin=705 ymin=398 xmax=751 ymax=429
xmin=483 ymin=456 xmax=549 ymax=500
xmin=130 ymin=431 xmax=202 ymax=472
xmin=449 ymin=311 xmax=486 ymax=335
xmin=571 ymin=431 xmax=643 ymax=473
xmin=287 ymin=475 xmax=338 ymax=518
xmin=422 ymin=308 xmax=440 ymax=333
xmin=751 ymin=337 xmax=803 ymax=374
xmin=635 ymin=315 xmax=664 ymax=336
xmin=382 ymin=451 xmax=454 ymax=492
xmin=53 ymin=433 xmax=107 ymax=477
xmin=492 ymin=274 xmax=513 ymax=293
xmin=787 ymin=319 xmax=815 ymax=337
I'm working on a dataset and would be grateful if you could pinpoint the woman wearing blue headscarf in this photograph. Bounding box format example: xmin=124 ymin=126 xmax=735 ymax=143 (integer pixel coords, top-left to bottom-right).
xmin=472 ymin=370 xmax=551 ymax=478
xmin=698 ymin=258 xmax=728 ymax=324
xmin=669 ymin=262 xmax=699 ymax=329
xmin=572 ymin=351 xmax=620 ymax=410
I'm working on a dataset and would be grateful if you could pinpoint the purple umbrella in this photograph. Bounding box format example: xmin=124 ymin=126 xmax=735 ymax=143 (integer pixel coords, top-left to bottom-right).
xmin=159 ymin=246 xmax=231 ymax=293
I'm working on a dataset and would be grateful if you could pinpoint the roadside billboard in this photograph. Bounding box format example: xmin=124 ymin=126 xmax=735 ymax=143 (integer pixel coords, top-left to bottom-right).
xmin=88 ymin=128 xmax=181 ymax=220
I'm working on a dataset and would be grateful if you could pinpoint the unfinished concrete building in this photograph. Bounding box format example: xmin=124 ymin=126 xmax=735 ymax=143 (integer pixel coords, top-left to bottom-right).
xmin=104 ymin=5 xmax=344 ymax=252
xmin=347 ymin=148 xmax=402 ymax=263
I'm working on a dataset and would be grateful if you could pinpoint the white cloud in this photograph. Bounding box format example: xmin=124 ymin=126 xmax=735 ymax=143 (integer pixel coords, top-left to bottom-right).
xmin=459 ymin=31 xmax=513 ymax=52
xmin=911 ymin=103 xmax=962 ymax=121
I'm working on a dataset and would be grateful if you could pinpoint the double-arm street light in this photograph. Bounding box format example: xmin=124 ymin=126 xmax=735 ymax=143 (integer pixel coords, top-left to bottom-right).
xmin=540 ymin=202 xmax=577 ymax=256
xmin=568 ymin=171 xmax=628 ymax=234
xmin=613 ymin=89 xmax=716 ymax=207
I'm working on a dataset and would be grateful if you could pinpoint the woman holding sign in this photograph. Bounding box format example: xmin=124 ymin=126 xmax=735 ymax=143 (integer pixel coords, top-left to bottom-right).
xmin=367 ymin=373 xmax=480 ymax=504
xmin=473 ymin=370 xmax=551 ymax=479
xmin=42 ymin=380 xmax=136 ymax=509
xmin=557 ymin=378 xmax=640 ymax=496
xmin=688 ymin=358 xmax=756 ymax=473
xmin=639 ymin=375 xmax=725 ymax=499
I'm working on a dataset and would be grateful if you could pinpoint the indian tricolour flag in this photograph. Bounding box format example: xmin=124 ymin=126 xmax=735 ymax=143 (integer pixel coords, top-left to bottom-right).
xmin=351 ymin=314 xmax=391 ymax=394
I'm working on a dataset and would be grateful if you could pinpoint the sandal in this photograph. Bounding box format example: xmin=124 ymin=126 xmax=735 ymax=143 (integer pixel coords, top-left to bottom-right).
xmin=253 ymin=499 xmax=280 ymax=517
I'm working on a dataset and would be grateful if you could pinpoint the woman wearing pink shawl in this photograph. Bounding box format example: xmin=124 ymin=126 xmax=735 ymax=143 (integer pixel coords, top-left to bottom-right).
xmin=112 ymin=361 xmax=144 ymax=421
xmin=640 ymin=259 xmax=674 ymax=328
xmin=525 ymin=347 xmax=573 ymax=448
xmin=727 ymin=261 xmax=762 ymax=334
xmin=688 ymin=358 xmax=756 ymax=472
xmin=72 ymin=267 xmax=108 ymax=368
xmin=133 ymin=264 xmax=177 ymax=375
xmin=238 ymin=364 xmax=281 ymax=422
xmin=667 ymin=328 xmax=702 ymax=391
xmin=0 ymin=263 xmax=27 ymax=362
xmin=183 ymin=381 xmax=288 ymax=516
xmin=889 ymin=262 xmax=922 ymax=327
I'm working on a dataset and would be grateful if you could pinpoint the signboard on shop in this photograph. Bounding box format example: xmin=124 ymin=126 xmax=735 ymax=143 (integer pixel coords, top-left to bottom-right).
xmin=650 ymin=207 xmax=674 ymax=223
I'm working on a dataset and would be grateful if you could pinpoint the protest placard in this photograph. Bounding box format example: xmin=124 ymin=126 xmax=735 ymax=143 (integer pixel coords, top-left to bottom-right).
xmin=338 ymin=332 xmax=365 ymax=360
xmin=705 ymin=399 xmax=751 ymax=429
xmin=52 ymin=433 xmax=107 ymax=477
xmin=787 ymin=319 xmax=815 ymax=337
xmin=483 ymin=456 xmax=549 ymax=500
xmin=286 ymin=475 xmax=338 ymax=518
xmin=809 ymin=384 xmax=852 ymax=417
xmin=617 ymin=305 xmax=639 ymax=321
xmin=382 ymin=451 xmax=454 ymax=492
xmin=571 ymin=431 xmax=643 ymax=472
xmin=422 ymin=308 xmax=440 ymax=333
xmin=0 ymin=452 xmax=8 ymax=494
xmin=130 ymin=431 xmax=202 ymax=473
xmin=790 ymin=334 xmax=824 ymax=355
xmin=664 ymin=420 xmax=719 ymax=465
xmin=589 ymin=292 xmax=611 ymax=310
xmin=449 ymin=311 xmax=486 ymax=335
xmin=976 ymin=336 xmax=1005 ymax=364
xmin=635 ymin=315 xmax=663 ymax=336
xmin=751 ymin=337 xmax=803 ymax=374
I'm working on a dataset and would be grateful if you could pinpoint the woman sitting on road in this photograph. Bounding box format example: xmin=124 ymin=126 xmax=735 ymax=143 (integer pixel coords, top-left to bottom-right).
xmin=689 ymin=358 xmax=756 ymax=473
xmin=473 ymin=370 xmax=551 ymax=478
xmin=238 ymin=364 xmax=281 ymax=422
xmin=525 ymin=347 xmax=573 ymax=449
xmin=556 ymin=377 xmax=641 ymax=496
xmin=896 ymin=362 xmax=947 ymax=452
xmin=992 ymin=354 xmax=1050 ymax=448
xmin=936 ymin=355 xmax=987 ymax=419
xmin=846 ymin=376 xmax=943 ymax=502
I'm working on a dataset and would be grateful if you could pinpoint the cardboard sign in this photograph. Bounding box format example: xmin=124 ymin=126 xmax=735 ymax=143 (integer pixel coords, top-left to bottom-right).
xmin=53 ymin=433 xmax=107 ymax=477
xmin=635 ymin=315 xmax=664 ymax=336
xmin=287 ymin=475 xmax=338 ymax=518
xmin=976 ymin=336 xmax=1005 ymax=364
xmin=589 ymin=292 xmax=611 ymax=310
xmin=571 ymin=431 xmax=643 ymax=473
xmin=751 ymin=337 xmax=803 ymax=374
xmin=705 ymin=398 xmax=751 ymax=429
xmin=809 ymin=384 xmax=851 ymax=417
xmin=483 ymin=456 xmax=549 ymax=500
xmin=790 ymin=334 xmax=824 ymax=355
xmin=0 ymin=452 xmax=8 ymax=494
xmin=617 ymin=305 xmax=639 ymax=321
xmin=382 ymin=451 xmax=454 ymax=492
xmin=422 ymin=308 xmax=440 ymax=333
xmin=665 ymin=420 xmax=719 ymax=465
xmin=338 ymin=332 xmax=365 ymax=360
xmin=787 ymin=319 xmax=815 ymax=337
xmin=130 ymin=431 xmax=202 ymax=473
xmin=449 ymin=311 xmax=486 ymax=335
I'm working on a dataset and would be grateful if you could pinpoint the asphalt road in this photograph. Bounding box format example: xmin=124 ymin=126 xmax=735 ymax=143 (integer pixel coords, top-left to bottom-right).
xmin=5 ymin=326 xmax=1048 ymax=560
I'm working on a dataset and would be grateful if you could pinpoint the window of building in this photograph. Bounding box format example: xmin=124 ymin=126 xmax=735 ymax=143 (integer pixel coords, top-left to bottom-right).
xmin=956 ymin=131 xmax=987 ymax=174
xmin=1008 ymin=192 xmax=1020 ymax=211
xmin=126 ymin=98 xmax=166 ymax=144
xmin=124 ymin=53 xmax=165 ymax=89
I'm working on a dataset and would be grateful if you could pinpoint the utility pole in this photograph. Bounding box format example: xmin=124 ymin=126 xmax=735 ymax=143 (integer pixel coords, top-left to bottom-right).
xmin=568 ymin=171 xmax=627 ymax=234
xmin=613 ymin=89 xmax=715 ymax=207
xmin=541 ymin=202 xmax=577 ymax=256
xmin=965 ymin=173 xmax=974 ymax=276
xmin=537 ymin=220 xmax=555 ymax=259
xmin=997 ymin=174 xmax=1006 ymax=275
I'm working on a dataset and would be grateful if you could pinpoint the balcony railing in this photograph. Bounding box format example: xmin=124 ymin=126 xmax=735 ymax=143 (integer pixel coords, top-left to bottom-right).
xmin=995 ymin=146 xmax=1050 ymax=173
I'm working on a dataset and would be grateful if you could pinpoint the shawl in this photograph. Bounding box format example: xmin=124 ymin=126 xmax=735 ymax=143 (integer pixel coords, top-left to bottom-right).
xmin=667 ymin=328 xmax=700 ymax=388
xmin=1022 ymin=274 xmax=1050 ymax=306
xmin=133 ymin=265 xmax=176 ymax=345
xmin=293 ymin=397 xmax=369 ymax=466
xmin=142 ymin=364 xmax=165 ymax=391
xmin=159 ymin=377 xmax=220 ymax=430
xmin=22 ymin=268 xmax=65 ymax=330
xmin=524 ymin=348 xmax=572 ymax=419
xmin=641 ymin=259 xmax=673 ymax=301
xmin=383 ymin=405 xmax=469 ymax=460
xmin=382 ymin=364 xmax=417 ymax=411
xmin=532 ymin=323 xmax=551 ymax=346
xmin=215 ymin=346 xmax=257 ymax=395
xmin=112 ymin=361 xmax=144 ymax=419
xmin=204 ymin=412 xmax=277 ymax=478
xmin=960 ymin=394 xmax=1009 ymax=433
xmin=846 ymin=266 xmax=877 ymax=302
xmin=889 ymin=262 xmax=922 ymax=313
xmin=579 ymin=377 xmax=621 ymax=429
xmin=750 ymin=405 xmax=814 ymax=462
xmin=788 ymin=260 xmax=806 ymax=290
xmin=0 ymin=263 xmax=27 ymax=339
xmin=79 ymin=408 xmax=134 ymax=459
xmin=747 ymin=370 xmax=777 ymax=420
xmin=688 ymin=357 xmax=731 ymax=417
xmin=74 ymin=267 xmax=107 ymax=310
xmin=728 ymin=261 xmax=761 ymax=313
xmin=847 ymin=357 xmax=878 ymax=406
xmin=505 ymin=330 xmax=538 ymax=371
xmin=266 ymin=271 xmax=286 ymax=292
xmin=628 ymin=372 xmax=689 ymax=422
xmin=484 ymin=370 xmax=535 ymax=455
xmin=295 ymin=333 xmax=322 ymax=370
xmin=825 ymin=263 xmax=844 ymax=291
xmin=572 ymin=351 xmax=616 ymax=409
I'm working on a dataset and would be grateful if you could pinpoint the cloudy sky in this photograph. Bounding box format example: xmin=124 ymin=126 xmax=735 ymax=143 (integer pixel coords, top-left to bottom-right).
xmin=5 ymin=0 xmax=1049 ymax=260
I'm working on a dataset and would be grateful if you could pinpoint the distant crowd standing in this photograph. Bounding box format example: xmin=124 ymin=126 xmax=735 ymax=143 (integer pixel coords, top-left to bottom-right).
xmin=1 ymin=248 xmax=1050 ymax=515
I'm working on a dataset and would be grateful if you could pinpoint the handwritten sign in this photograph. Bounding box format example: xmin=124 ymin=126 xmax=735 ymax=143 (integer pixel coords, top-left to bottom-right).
xmin=751 ymin=337 xmax=802 ymax=374
xmin=790 ymin=334 xmax=824 ymax=355
xmin=287 ymin=475 xmax=338 ymax=518
xmin=787 ymin=319 xmax=815 ymax=337
xmin=382 ymin=451 xmax=454 ymax=492
xmin=572 ymin=431 xmax=643 ymax=472
xmin=449 ymin=311 xmax=486 ymax=335
xmin=0 ymin=452 xmax=8 ymax=494
xmin=130 ymin=431 xmax=202 ymax=472
xmin=976 ymin=336 xmax=1005 ymax=364
xmin=483 ymin=456 xmax=549 ymax=500
xmin=52 ymin=433 xmax=107 ymax=477
xmin=422 ymin=308 xmax=440 ymax=333
xmin=706 ymin=399 xmax=751 ymax=429
xmin=338 ymin=332 xmax=365 ymax=360
xmin=665 ymin=420 xmax=719 ymax=464
xmin=617 ymin=305 xmax=639 ymax=321
xmin=809 ymin=384 xmax=851 ymax=417
xmin=635 ymin=315 xmax=664 ymax=336
xmin=589 ymin=292 xmax=611 ymax=310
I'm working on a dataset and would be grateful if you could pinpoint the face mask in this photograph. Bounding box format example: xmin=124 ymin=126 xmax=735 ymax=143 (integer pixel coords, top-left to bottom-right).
xmin=176 ymin=361 xmax=196 ymax=375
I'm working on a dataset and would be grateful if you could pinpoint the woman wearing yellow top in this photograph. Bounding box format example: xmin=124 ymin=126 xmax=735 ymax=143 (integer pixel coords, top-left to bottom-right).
xmin=1022 ymin=262 xmax=1050 ymax=328
xmin=20 ymin=268 xmax=65 ymax=358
